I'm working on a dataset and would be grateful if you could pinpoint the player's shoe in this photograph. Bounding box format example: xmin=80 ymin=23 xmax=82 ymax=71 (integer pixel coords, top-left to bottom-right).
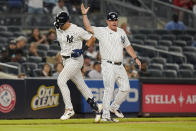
xmin=110 ymin=109 xmax=124 ymax=118
xmin=101 ymin=117 xmax=119 ymax=122
xmin=94 ymin=104 xmax=103 ymax=123
xmin=60 ymin=109 xmax=75 ymax=120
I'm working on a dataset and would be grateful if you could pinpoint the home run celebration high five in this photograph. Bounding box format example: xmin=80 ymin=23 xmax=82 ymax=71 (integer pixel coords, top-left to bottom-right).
xmin=81 ymin=3 xmax=142 ymax=122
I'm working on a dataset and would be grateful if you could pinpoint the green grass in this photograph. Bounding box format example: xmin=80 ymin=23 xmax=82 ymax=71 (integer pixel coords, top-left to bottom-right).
xmin=0 ymin=117 xmax=196 ymax=131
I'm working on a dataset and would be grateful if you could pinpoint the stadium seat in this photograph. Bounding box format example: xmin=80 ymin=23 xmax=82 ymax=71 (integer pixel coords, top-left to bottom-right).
xmin=153 ymin=29 xmax=170 ymax=35
xmin=144 ymin=39 xmax=158 ymax=46
xmin=21 ymin=62 xmax=38 ymax=76
xmin=33 ymin=69 xmax=42 ymax=77
xmin=27 ymin=56 xmax=42 ymax=63
xmin=138 ymin=29 xmax=153 ymax=34
xmin=7 ymin=26 xmax=21 ymax=32
xmin=158 ymin=40 xmax=172 ymax=47
xmin=176 ymin=35 xmax=193 ymax=41
xmin=148 ymin=63 xmax=163 ymax=70
xmin=183 ymin=46 xmax=196 ymax=52
xmin=0 ymin=37 xmax=8 ymax=44
xmin=5 ymin=62 xmax=21 ymax=75
xmin=130 ymin=39 xmax=144 ymax=45
xmin=162 ymin=70 xmax=177 ymax=77
xmin=178 ymin=69 xmax=193 ymax=78
xmin=49 ymin=45 xmax=61 ymax=51
xmin=0 ymin=31 xmax=13 ymax=38
xmin=147 ymin=34 xmax=161 ymax=41
xmin=170 ymin=30 xmax=184 ymax=35
xmin=174 ymin=55 xmax=185 ymax=64
xmin=155 ymin=45 xmax=169 ymax=51
xmin=161 ymin=34 xmax=176 ymax=41
xmin=37 ymin=44 xmax=49 ymax=51
xmin=179 ymin=63 xmax=194 ymax=70
xmin=0 ymin=26 xmax=7 ymax=32
xmin=47 ymin=50 xmax=58 ymax=57
xmin=173 ymin=40 xmax=187 ymax=47
xmin=164 ymin=63 xmax=179 ymax=71
xmin=183 ymin=52 xmax=196 ymax=64
xmin=147 ymin=69 xmax=162 ymax=77
xmin=140 ymin=48 xmax=158 ymax=58
xmin=185 ymin=30 xmax=196 ymax=36
xmin=38 ymin=63 xmax=45 ymax=69
xmin=169 ymin=46 xmax=182 ymax=53
xmin=37 ymin=50 xmax=47 ymax=58
xmin=133 ymin=34 xmax=146 ymax=40
xmin=139 ymin=56 xmax=151 ymax=64
xmin=151 ymin=57 xmax=166 ymax=65
xmin=194 ymin=70 xmax=196 ymax=77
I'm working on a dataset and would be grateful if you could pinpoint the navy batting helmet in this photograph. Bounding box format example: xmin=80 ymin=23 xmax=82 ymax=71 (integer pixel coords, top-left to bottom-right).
xmin=107 ymin=12 xmax=118 ymax=21
xmin=54 ymin=12 xmax=69 ymax=29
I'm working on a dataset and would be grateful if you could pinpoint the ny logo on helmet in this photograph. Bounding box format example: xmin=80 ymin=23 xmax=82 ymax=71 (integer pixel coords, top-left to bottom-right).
xmin=66 ymin=35 xmax=74 ymax=43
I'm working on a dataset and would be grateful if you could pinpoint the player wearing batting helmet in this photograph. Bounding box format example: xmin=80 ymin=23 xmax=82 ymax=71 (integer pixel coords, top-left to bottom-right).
xmin=54 ymin=11 xmax=102 ymax=122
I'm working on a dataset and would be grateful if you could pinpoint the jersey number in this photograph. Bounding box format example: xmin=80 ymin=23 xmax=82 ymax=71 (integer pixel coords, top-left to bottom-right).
xmin=66 ymin=35 xmax=74 ymax=43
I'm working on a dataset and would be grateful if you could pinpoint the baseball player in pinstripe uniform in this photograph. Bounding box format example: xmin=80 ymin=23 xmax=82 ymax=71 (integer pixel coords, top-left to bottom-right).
xmin=54 ymin=11 xmax=102 ymax=122
xmin=81 ymin=4 xmax=141 ymax=122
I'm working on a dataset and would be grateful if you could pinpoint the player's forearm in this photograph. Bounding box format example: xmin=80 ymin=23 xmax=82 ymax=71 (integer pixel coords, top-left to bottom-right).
xmin=125 ymin=45 xmax=137 ymax=59
xmin=86 ymin=36 xmax=96 ymax=47
xmin=82 ymin=15 xmax=94 ymax=34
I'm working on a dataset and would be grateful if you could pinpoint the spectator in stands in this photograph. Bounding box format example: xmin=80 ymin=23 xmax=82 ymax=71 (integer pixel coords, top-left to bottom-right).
xmin=138 ymin=61 xmax=150 ymax=77
xmin=120 ymin=23 xmax=132 ymax=36
xmin=18 ymin=73 xmax=27 ymax=79
xmin=11 ymin=49 xmax=25 ymax=63
xmin=173 ymin=0 xmax=193 ymax=20
xmin=88 ymin=62 xmax=102 ymax=79
xmin=40 ymin=63 xmax=52 ymax=77
xmin=173 ymin=0 xmax=193 ymax=10
xmin=129 ymin=63 xmax=139 ymax=78
xmin=52 ymin=0 xmax=69 ymax=16
xmin=28 ymin=0 xmax=44 ymax=14
xmin=7 ymin=40 xmax=17 ymax=60
xmin=86 ymin=46 xmax=98 ymax=60
xmin=165 ymin=14 xmax=186 ymax=30
xmin=55 ymin=52 xmax=63 ymax=63
xmin=96 ymin=52 xmax=101 ymax=61
xmin=52 ymin=62 xmax=63 ymax=77
xmin=0 ymin=47 xmax=10 ymax=62
xmin=28 ymin=28 xmax=47 ymax=45
xmin=15 ymin=36 xmax=27 ymax=50
xmin=43 ymin=0 xmax=58 ymax=13
xmin=46 ymin=29 xmax=57 ymax=45
xmin=29 ymin=42 xmax=39 ymax=56
xmin=83 ymin=55 xmax=93 ymax=73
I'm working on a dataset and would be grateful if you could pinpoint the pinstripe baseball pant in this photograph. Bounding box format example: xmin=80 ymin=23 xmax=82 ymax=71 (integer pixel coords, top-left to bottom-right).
xmin=57 ymin=56 xmax=93 ymax=110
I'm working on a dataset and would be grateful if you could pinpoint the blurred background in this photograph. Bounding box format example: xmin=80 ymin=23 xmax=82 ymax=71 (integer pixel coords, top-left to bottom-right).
xmin=0 ymin=0 xmax=196 ymax=79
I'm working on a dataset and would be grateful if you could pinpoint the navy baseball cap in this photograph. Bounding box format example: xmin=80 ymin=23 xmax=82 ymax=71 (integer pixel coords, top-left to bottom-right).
xmin=107 ymin=12 xmax=118 ymax=21
xmin=56 ymin=12 xmax=69 ymax=27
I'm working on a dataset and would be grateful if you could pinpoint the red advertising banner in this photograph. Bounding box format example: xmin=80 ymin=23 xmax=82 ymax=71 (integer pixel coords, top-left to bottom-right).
xmin=142 ymin=84 xmax=196 ymax=113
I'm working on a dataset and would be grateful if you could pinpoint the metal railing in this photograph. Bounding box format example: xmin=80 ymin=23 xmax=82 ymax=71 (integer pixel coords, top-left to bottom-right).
xmin=0 ymin=62 xmax=20 ymax=75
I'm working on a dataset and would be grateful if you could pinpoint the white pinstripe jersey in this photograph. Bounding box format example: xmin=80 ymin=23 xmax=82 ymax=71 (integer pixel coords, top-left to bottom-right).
xmin=56 ymin=24 xmax=92 ymax=56
xmin=92 ymin=26 xmax=131 ymax=62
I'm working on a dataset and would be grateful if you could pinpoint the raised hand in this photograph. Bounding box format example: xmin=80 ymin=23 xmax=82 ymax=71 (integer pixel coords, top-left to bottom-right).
xmin=81 ymin=3 xmax=90 ymax=15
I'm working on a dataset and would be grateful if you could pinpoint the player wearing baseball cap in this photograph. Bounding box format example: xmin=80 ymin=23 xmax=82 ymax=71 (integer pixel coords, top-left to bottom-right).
xmin=81 ymin=4 xmax=141 ymax=122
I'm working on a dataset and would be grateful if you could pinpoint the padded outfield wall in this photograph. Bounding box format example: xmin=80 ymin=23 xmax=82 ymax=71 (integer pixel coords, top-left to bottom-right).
xmin=0 ymin=78 xmax=196 ymax=119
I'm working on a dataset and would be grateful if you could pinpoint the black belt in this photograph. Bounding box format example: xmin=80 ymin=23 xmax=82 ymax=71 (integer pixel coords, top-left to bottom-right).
xmin=62 ymin=56 xmax=71 ymax=60
xmin=107 ymin=60 xmax=122 ymax=65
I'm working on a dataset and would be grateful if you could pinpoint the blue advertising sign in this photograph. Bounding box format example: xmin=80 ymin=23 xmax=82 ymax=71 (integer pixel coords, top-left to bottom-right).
xmin=82 ymin=79 xmax=140 ymax=113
